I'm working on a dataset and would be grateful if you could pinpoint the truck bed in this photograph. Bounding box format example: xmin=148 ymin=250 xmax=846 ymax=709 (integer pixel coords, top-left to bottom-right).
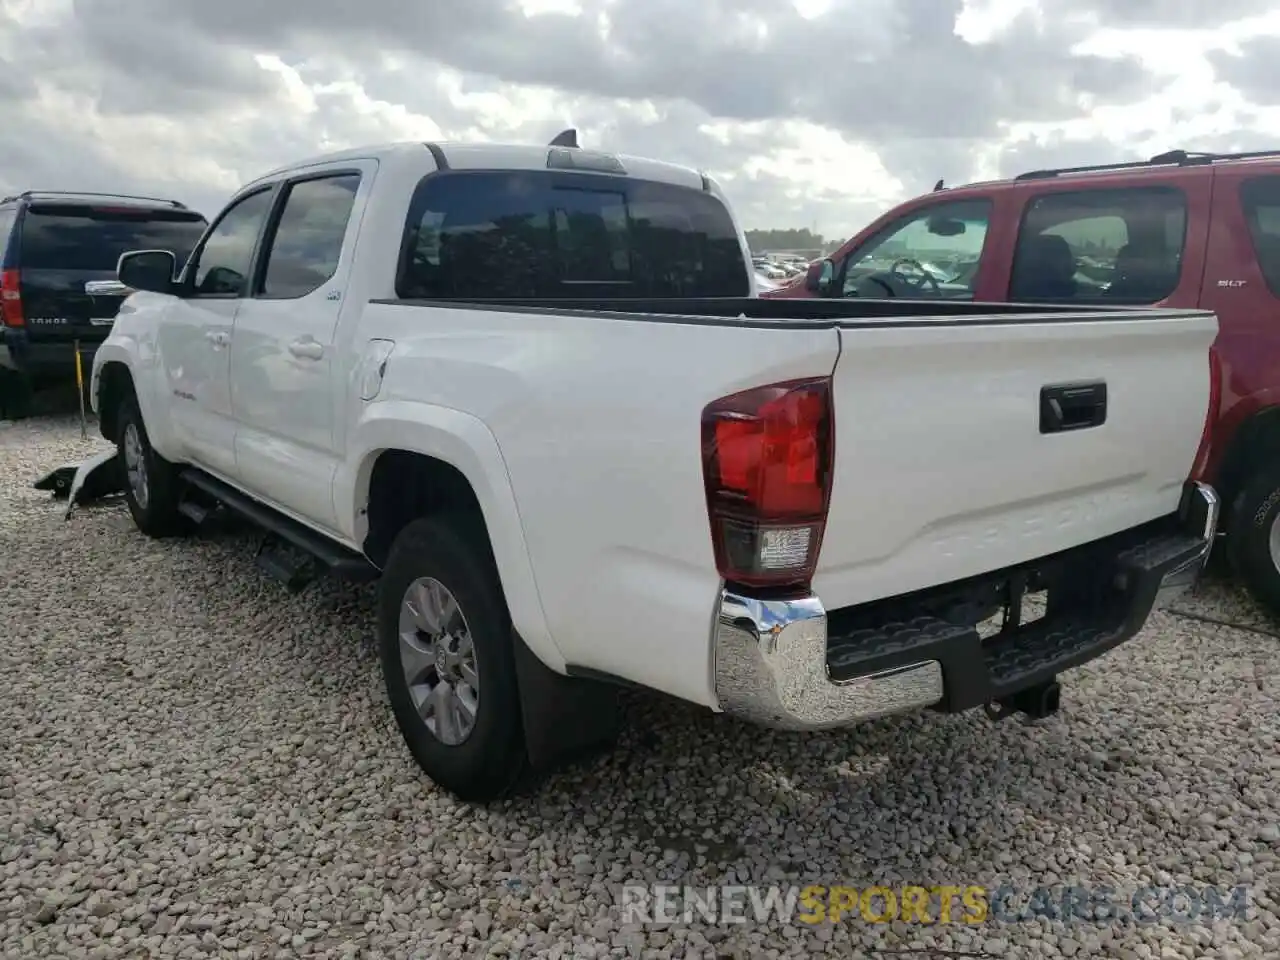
xmin=359 ymin=294 xmax=1215 ymax=705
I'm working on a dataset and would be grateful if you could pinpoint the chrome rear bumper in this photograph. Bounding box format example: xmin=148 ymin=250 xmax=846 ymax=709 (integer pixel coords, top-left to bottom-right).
xmin=712 ymin=592 xmax=944 ymax=730
xmin=711 ymin=482 xmax=1219 ymax=731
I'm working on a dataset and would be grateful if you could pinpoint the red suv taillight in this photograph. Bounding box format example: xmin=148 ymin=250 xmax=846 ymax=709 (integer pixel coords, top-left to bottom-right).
xmin=701 ymin=377 xmax=835 ymax=589
xmin=1191 ymin=344 xmax=1222 ymax=481
xmin=0 ymin=269 xmax=23 ymax=327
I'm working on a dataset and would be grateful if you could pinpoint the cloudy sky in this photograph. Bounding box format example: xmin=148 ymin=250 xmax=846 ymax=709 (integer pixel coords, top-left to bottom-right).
xmin=1 ymin=0 xmax=1278 ymax=240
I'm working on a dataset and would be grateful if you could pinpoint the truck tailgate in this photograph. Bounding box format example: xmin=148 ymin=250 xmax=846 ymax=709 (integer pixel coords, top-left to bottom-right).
xmin=813 ymin=309 xmax=1218 ymax=610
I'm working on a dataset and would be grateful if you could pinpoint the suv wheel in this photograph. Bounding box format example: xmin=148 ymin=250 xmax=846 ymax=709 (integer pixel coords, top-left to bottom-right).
xmin=1228 ymin=461 xmax=1280 ymax=619
xmin=116 ymin=396 xmax=186 ymax=537
xmin=377 ymin=516 xmax=526 ymax=802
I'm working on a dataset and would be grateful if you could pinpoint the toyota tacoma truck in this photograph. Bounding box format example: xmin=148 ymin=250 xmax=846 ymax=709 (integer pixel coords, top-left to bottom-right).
xmin=88 ymin=137 xmax=1221 ymax=802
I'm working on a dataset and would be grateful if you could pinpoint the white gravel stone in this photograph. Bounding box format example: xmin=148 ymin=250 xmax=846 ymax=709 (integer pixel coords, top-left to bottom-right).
xmin=1 ymin=403 xmax=1279 ymax=959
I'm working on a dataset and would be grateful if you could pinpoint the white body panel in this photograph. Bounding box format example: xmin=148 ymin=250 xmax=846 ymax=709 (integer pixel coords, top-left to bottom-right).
xmin=158 ymin=297 xmax=238 ymax=475
xmin=90 ymin=139 xmax=1218 ymax=713
xmin=814 ymin=313 xmax=1218 ymax=609
xmin=229 ymin=159 xmax=380 ymax=531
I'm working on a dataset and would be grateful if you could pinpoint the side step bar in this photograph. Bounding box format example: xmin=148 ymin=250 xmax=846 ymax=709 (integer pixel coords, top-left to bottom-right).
xmin=179 ymin=469 xmax=378 ymax=584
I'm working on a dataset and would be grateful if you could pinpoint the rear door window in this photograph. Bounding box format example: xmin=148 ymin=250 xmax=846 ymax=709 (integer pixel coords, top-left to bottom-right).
xmin=258 ymin=173 xmax=361 ymax=299
xmin=1239 ymin=176 xmax=1280 ymax=297
xmin=1010 ymin=187 xmax=1187 ymax=303
xmin=397 ymin=171 xmax=749 ymax=299
xmin=17 ymin=205 xmax=208 ymax=273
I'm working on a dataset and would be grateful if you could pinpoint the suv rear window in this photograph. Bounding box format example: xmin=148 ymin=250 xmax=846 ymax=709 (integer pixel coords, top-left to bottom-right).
xmin=1009 ymin=186 xmax=1187 ymax=303
xmin=1240 ymin=176 xmax=1280 ymax=298
xmin=18 ymin=205 xmax=207 ymax=273
xmin=396 ymin=171 xmax=749 ymax=299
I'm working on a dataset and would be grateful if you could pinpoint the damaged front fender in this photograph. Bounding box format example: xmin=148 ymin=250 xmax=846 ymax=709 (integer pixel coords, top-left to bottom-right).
xmin=33 ymin=449 xmax=124 ymax=518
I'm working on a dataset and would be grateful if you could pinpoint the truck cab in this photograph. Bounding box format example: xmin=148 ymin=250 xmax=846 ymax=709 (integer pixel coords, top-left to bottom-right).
xmin=772 ymin=149 xmax=1280 ymax=616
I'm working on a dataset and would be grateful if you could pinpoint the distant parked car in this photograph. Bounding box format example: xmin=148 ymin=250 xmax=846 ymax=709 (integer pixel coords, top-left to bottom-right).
xmin=0 ymin=190 xmax=208 ymax=418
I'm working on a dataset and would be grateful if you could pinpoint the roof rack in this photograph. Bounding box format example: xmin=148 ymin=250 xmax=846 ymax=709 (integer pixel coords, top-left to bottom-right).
xmin=1014 ymin=148 xmax=1280 ymax=182
xmin=0 ymin=190 xmax=188 ymax=209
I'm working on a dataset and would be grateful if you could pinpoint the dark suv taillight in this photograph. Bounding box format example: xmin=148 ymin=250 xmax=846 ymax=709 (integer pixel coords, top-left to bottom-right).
xmin=701 ymin=377 xmax=835 ymax=589
xmin=0 ymin=269 xmax=23 ymax=327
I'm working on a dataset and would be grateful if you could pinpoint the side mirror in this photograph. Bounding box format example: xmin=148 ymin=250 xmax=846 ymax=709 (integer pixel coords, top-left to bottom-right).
xmin=805 ymin=258 xmax=835 ymax=295
xmin=118 ymin=249 xmax=178 ymax=296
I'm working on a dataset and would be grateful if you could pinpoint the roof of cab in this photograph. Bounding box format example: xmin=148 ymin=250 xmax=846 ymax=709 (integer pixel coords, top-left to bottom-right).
xmin=245 ymin=140 xmax=709 ymax=193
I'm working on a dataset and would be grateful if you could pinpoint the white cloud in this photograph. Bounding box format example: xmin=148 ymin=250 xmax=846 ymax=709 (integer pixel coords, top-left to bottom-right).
xmin=1 ymin=0 xmax=1279 ymax=240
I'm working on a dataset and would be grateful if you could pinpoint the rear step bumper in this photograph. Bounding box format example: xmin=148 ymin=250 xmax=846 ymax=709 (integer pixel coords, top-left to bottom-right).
xmin=712 ymin=481 xmax=1219 ymax=731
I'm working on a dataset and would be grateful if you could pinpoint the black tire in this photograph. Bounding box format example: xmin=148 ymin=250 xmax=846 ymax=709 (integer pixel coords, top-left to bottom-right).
xmin=116 ymin=395 xmax=186 ymax=538
xmin=1227 ymin=461 xmax=1280 ymax=617
xmin=0 ymin=368 xmax=32 ymax=420
xmin=377 ymin=515 xmax=526 ymax=802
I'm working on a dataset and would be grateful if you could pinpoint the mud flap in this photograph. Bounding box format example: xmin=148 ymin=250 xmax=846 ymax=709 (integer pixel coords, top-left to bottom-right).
xmin=511 ymin=632 xmax=621 ymax=771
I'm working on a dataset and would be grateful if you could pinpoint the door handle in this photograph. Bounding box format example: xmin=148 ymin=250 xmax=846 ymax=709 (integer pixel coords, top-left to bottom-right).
xmin=288 ymin=338 xmax=325 ymax=361
xmin=205 ymin=330 xmax=230 ymax=348
xmin=1040 ymin=380 xmax=1107 ymax=433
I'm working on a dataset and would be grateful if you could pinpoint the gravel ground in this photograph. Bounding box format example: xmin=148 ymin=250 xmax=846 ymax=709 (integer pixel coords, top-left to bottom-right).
xmin=2 ymin=404 xmax=1279 ymax=960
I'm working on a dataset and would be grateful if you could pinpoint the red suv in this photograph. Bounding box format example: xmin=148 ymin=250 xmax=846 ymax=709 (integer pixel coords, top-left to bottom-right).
xmin=768 ymin=149 xmax=1280 ymax=616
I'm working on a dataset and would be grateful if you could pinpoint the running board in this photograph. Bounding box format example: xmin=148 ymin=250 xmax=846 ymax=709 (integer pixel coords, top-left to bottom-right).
xmin=179 ymin=469 xmax=378 ymax=583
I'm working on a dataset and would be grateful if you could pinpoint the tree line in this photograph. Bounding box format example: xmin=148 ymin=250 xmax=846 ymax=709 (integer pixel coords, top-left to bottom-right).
xmin=743 ymin=228 xmax=843 ymax=254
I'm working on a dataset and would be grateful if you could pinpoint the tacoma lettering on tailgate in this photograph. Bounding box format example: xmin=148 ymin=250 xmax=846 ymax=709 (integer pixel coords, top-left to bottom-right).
xmin=927 ymin=488 xmax=1138 ymax=561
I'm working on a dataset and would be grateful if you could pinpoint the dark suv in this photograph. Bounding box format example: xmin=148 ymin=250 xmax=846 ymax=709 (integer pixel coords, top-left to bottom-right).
xmin=0 ymin=191 xmax=208 ymax=417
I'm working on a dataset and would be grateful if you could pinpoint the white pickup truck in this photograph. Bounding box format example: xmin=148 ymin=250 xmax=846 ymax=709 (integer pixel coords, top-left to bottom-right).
xmin=90 ymin=137 xmax=1221 ymax=802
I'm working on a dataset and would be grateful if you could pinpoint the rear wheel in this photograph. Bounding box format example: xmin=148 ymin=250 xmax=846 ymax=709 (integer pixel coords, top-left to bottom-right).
xmin=377 ymin=516 xmax=526 ymax=802
xmin=116 ymin=396 xmax=186 ymax=537
xmin=1227 ymin=460 xmax=1280 ymax=619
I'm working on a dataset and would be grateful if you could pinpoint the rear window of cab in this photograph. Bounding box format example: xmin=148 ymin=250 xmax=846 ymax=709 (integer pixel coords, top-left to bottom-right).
xmin=396 ymin=170 xmax=750 ymax=299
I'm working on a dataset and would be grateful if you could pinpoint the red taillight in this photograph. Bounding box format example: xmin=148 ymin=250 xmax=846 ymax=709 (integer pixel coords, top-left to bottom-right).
xmin=1 ymin=269 xmax=23 ymax=327
xmin=701 ymin=377 xmax=835 ymax=588
xmin=1191 ymin=344 xmax=1221 ymax=481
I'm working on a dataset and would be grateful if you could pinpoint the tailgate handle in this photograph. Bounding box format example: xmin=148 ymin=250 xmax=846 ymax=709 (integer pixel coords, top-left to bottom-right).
xmin=1040 ymin=381 xmax=1107 ymax=433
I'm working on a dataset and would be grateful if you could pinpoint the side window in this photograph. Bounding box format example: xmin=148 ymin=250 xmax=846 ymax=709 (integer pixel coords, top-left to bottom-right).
xmin=1009 ymin=187 xmax=1186 ymax=303
xmin=839 ymin=199 xmax=991 ymax=299
xmin=0 ymin=208 xmax=15 ymax=264
xmin=191 ymin=189 xmax=274 ymax=296
xmin=396 ymin=171 xmax=749 ymax=299
xmin=259 ymin=174 xmax=361 ymax=299
xmin=1239 ymin=176 xmax=1280 ymax=297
